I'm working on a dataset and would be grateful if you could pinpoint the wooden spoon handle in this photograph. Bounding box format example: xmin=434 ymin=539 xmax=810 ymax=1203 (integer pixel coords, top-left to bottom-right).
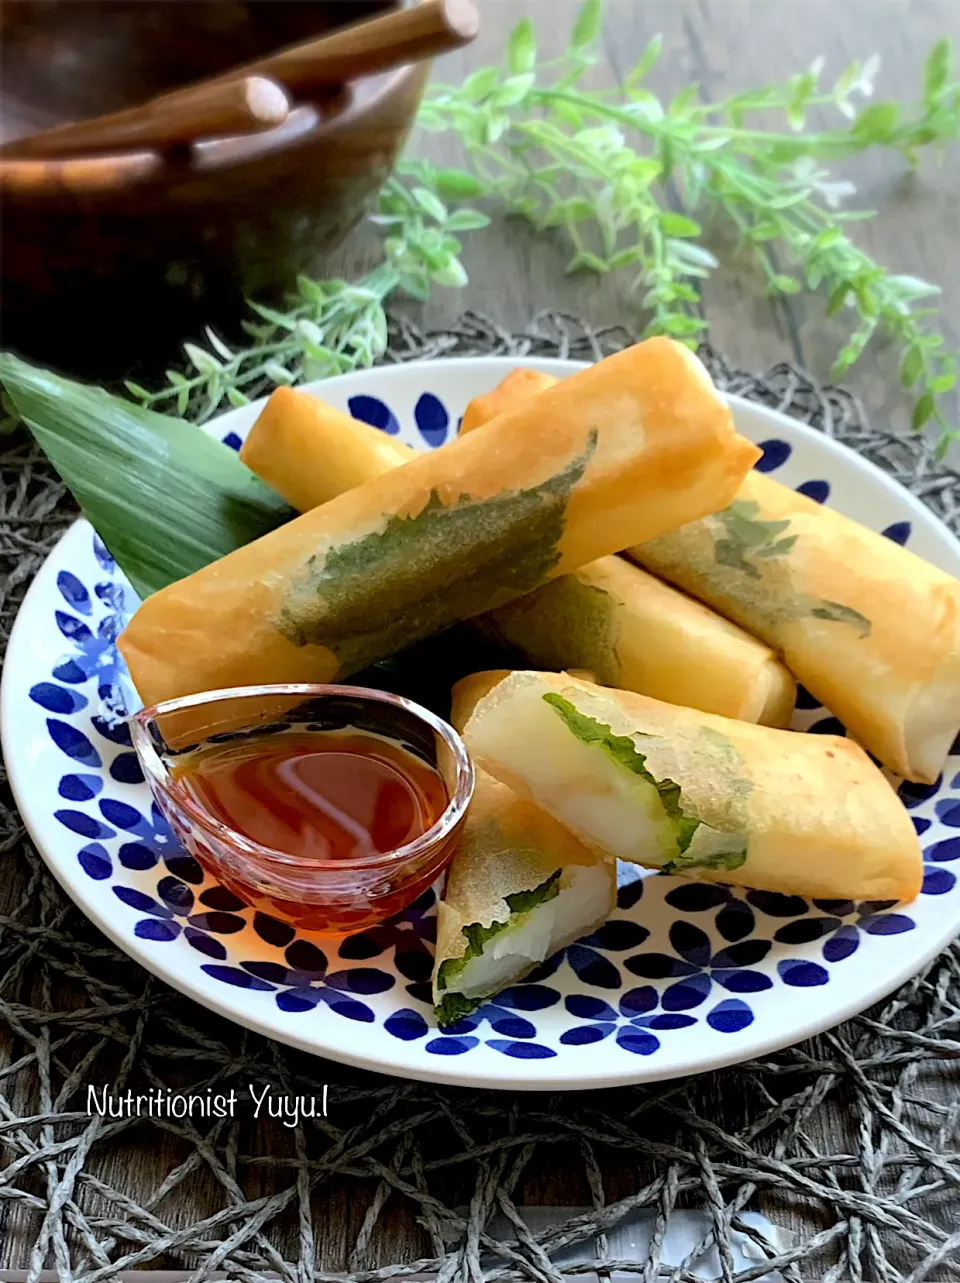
xmin=1 ymin=77 xmax=290 ymax=161
xmin=160 ymin=0 xmax=479 ymax=103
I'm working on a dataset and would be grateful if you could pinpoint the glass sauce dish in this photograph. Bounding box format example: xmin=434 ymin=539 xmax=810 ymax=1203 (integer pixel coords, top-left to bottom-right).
xmin=131 ymin=684 xmax=474 ymax=933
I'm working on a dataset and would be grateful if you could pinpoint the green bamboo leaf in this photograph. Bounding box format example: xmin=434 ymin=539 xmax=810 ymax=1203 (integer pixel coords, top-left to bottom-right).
xmin=0 ymin=353 xmax=292 ymax=601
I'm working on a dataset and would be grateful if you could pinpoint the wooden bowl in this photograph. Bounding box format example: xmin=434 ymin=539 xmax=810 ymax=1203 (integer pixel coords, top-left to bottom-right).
xmin=0 ymin=1 xmax=428 ymax=379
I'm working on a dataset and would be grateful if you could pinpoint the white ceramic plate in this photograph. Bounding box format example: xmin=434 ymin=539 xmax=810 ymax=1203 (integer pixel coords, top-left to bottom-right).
xmin=4 ymin=357 xmax=960 ymax=1090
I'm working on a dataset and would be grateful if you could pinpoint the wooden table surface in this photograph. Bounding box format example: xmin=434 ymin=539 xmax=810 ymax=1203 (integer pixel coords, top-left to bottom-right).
xmin=3 ymin=0 xmax=959 ymax=1275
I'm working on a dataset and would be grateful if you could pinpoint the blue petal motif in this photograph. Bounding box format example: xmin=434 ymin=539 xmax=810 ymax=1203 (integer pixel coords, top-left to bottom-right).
xmin=385 ymin=1009 xmax=429 ymax=1041
xmin=619 ymin=986 xmax=657 ymax=1017
xmin=487 ymin=1012 xmax=536 ymax=1039
xmin=580 ymin=920 xmax=650 ymax=951
xmin=560 ymin=1024 xmax=611 ymax=1046
xmin=93 ymin=534 xmax=115 ymax=570
xmin=925 ymin=836 xmax=960 ymax=863
xmin=118 ymin=841 xmax=159 ymax=870
xmin=413 ymin=393 xmax=449 ymax=447
xmin=706 ymin=998 xmax=753 ymax=1033
xmin=91 ymin=717 xmax=133 ymax=747
xmin=669 ymin=921 xmax=712 ymax=967
xmin=30 ymin=683 xmax=88 ymax=714
xmin=487 ymin=1040 xmax=556 ymax=1059
xmin=202 ymin=965 xmax=276 ymax=991
xmin=157 ymin=876 xmax=194 ymax=914
xmin=778 ymin=959 xmax=829 ymax=987
xmin=395 ymin=950 xmax=432 ymax=983
xmin=59 ymin=773 xmax=102 ymax=802
xmin=324 ymin=967 xmax=394 ymax=995
xmin=794 ymin=685 xmax=821 ymax=710
xmin=77 ymin=843 xmax=112 ymax=880
xmin=57 ymin=570 xmax=92 ymax=613
xmin=109 ymin=752 xmax=144 ymax=785
xmin=754 ymin=439 xmax=791 ymax=472
xmin=347 ymin=394 xmax=400 ymax=435
xmin=860 ymin=913 xmax=915 ymax=936
xmin=187 ymin=912 xmax=246 ymax=935
xmin=715 ymin=902 xmax=755 ymax=942
xmin=135 ymin=918 xmax=180 ymax=942
xmin=913 ymin=817 xmax=931 ymax=836
xmin=565 ymin=994 xmax=617 ymax=1021
xmin=48 ymin=720 xmax=101 ymax=767
xmin=808 ymin=716 xmax=846 ymax=736
xmin=185 ymin=929 xmax=227 ymax=960
xmin=253 ymin=912 xmax=297 ymax=946
xmin=616 ymin=878 xmax=645 ymax=910
xmin=665 ymin=883 xmax=729 ymax=912
xmin=425 ymin=1036 xmax=479 ymax=1055
xmin=55 ymin=809 xmax=114 ymax=840
xmin=55 ymin=611 xmax=93 ymax=643
xmin=635 ymin=1013 xmax=697 ymax=1031
xmin=52 ymin=659 xmax=89 ymax=685
xmin=882 ymin=521 xmax=911 ymax=546
xmin=285 ymin=940 xmax=327 ymax=974
xmin=164 ymin=855 xmax=204 ymax=884
xmin=796 ymin=479 xmax=830 ymax=503
xmin=748 ymin=890 xmax=811 ymax=917
xmin=99 ymin=798 xmax=144 ymax=830
xmin=822 ymin=925 xmax=859 ymax=962
xmin=662 ymin=973 xmax=712 ymax=1011
xmin=773 ymin=917 xmax=840 ymax=945
xmin=113 ymin=886 xmax=172 ymax=917
xmin=222 ymin=432 xmax=243 ymax=452
xmin=626 ymin=952 xmax=697 ymax=980
xmin=494 ymin=984 xmax=559 ymax=1011
xmin=199 ymin=886 xmax=247 ymax=911
xmin=898 ymin=776 xmax=941 ymax=809
xmin=566 ymin=945 xmax=621 ymax=988
xmin=615 ymin=1028 xmax=659 ymax=1055
xmin=923 ymin=866 xmax=956 ymax=895
xmin=713 ymin=969 xmax=772 ymax=994
xmin=710 ymin=939 xmax=769 ymax=969
xmin=934 ymin=799 xmax=960 ymax=827
xmin=323 ymin=995 xmax=376 ymax=1023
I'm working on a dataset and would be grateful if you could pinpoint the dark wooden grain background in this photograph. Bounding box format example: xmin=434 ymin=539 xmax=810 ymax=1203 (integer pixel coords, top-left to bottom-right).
xmin=3 ymin=0 xmax=959 ymax=1273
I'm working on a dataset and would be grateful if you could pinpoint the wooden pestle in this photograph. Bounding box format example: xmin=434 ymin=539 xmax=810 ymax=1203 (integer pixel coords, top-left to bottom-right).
xmin=0 ymin=77 xmax=290 ymax=161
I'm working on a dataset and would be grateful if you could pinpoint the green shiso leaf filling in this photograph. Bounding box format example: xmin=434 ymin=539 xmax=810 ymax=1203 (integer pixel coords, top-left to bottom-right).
xmin=543 ymin=693 xmax=700 ymax=854
xmin=435 ymin=870 xmax=562 ymax=1027
xmin=662 ymin=848 xmax=748 ymax=875
xmin=275 ymin=432 xmax=597 ymax=675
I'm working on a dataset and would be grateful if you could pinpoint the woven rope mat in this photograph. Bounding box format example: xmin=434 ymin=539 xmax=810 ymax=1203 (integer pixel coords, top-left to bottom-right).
xmin=1 ymin=312 xmax=959 ymax=1283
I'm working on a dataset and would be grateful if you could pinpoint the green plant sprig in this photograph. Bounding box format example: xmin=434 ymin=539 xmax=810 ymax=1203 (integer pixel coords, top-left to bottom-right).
xmin=420 ymin=1 xmax=958 ymax=440
xmin=128 ymin=169 xmax=489 ymax=422
xmin=131 ymin=0 xmax=959 ymax=448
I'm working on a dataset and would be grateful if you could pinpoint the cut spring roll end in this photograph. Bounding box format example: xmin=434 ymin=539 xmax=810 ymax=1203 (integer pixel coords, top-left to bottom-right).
xmin=435 ymin=671 xmax=615 ymax=1025
xmin=462 ymin=671 xmax=923 ymax=904
xmin=459 ymin=367 xmax=559 ymax=436
xmin=120 ymin=339 xmax=759 ymax=709
xmin=433 ymin=769 xmax=615 ymax=1026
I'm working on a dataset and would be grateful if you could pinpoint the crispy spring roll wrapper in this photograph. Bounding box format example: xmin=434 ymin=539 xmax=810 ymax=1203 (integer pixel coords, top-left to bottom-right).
xmin=240 ymin=368 xmax=792 ymax=726
xmin=462 ymin=670 xmax=923 ymax=903
xmin=459 ymin=367 xmax=559 ymax=436
xmin=433 ymin=671 xmax=616 ymax=1025
xmin=464 ymin=366 xmax=960 ymax=783
xmin=120 ymin=339 xmax=759 ymax=708
xmin=240 ymin=387 xmax=416 ymax=511
xmin=479 ymin=556 xmax=796 ymax=727
xmin=629 ymin=471 xmax=960 ymax=783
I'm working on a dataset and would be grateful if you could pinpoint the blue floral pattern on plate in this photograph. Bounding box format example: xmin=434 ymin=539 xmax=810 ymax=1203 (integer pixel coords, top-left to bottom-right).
xmin=8 ymin=361 xmax=958 ymax=1089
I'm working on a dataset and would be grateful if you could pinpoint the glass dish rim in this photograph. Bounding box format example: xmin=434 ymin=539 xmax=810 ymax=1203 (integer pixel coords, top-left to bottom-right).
xmin=130 ymin=682 xmax=475 ymax=873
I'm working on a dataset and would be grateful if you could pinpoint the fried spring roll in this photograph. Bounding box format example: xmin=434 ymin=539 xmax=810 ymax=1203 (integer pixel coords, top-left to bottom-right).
xmin=432 ymin=671 xmax=616 ymax=1026
xmin=120 ymin=339 xmax=759 ymax=708
xmin=460 ymin=369 xmax=796 ymax=726
xmin=240 ymin=387 xmax=416 ymax=510
xmin=479 ymin=556 xmax=796 ymax=726
xmin=462 ymin=670 xmax=923 ymax=902
xmin=463 ymin=366 xmax=960 ymax=783
xmin=630 ymin=472 xmax=960 ymax=783
xmin=459 ymin=367 xmax=558 ymax=435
